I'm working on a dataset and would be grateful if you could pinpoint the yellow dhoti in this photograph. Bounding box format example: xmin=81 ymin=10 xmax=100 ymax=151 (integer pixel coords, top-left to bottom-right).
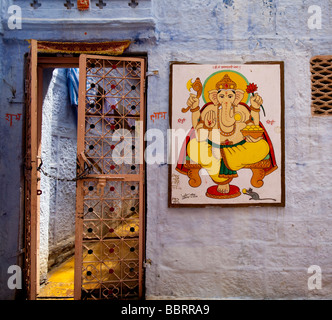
xmin=187 ymin=138 xmax=270 ymax=185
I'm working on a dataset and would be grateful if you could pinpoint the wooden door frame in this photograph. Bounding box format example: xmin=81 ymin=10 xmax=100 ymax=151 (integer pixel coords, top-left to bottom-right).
xmin=25 ymin=51 xmax=147 ymax=300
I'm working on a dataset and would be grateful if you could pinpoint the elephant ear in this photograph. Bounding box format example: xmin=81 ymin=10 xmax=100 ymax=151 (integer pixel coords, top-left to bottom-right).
xmin=208 ymin=90 xmax=219 ymax=105
xmin=234 ymin=89 xmax=244 ymax=105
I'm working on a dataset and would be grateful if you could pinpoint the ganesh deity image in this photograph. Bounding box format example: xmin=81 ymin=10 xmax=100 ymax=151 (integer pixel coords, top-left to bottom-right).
xmin=175 ymin=73 xmax=278 ymax=200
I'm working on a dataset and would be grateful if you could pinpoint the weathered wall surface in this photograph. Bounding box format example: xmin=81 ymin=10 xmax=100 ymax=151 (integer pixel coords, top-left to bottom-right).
xmin=39 ymin=68 xmax=77 ymax=282
xmin=0 ymin=0 xmax=332 ymax=299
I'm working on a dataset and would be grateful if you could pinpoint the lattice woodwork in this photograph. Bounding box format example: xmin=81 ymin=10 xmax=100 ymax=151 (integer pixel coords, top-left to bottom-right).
xmin=81 ymin=181 xmax=140 ymax=299
xmin=84 ymin=57 xmax=142 ymax=175
xmin=310 ymin=55 xmax=332 ymax=116
xmin=76 ymin=55 xmax=145 ymax=300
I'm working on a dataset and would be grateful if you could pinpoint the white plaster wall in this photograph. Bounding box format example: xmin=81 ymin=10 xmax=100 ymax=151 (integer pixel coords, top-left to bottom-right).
xmin=40 ymin=68 xmax=77 ymax=282
xmin=141 ymin=0 xmax=332 ymax=299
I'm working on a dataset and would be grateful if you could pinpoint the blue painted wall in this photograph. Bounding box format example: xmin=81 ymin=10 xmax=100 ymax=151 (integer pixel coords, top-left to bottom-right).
xmin=1 ymin=0 xmax=332 ymax=299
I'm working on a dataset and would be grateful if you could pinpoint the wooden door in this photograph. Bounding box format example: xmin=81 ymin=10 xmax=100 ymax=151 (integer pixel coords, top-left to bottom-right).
xmin=23 ymin=39 xmax=39 ymax=300
xmin=74 ymin=54 xmax=146 ymax=300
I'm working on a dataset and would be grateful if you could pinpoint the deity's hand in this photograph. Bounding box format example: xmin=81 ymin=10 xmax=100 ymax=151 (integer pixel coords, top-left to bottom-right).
xmin=250 ymin=93 xmax=263 ymax=110
xmin=204 ymin=110 xmax=217 ymax=128
xmin=187 ymin=93 xmax=199 ymax=110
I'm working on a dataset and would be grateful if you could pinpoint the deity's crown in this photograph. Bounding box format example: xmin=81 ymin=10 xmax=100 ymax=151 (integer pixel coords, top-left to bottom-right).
xmin=216 ymin=74 xmax=237 ymax=90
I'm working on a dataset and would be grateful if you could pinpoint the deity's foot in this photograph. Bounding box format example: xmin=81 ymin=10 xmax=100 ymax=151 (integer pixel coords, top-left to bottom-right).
xmin=217 ymin=184 xmax=230 ymax=194
xmin=206 ymin=185 xmax=241 ymax=199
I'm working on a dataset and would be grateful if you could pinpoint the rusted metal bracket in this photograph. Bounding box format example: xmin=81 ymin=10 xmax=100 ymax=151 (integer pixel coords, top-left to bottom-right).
xmin=143 ymin=259 xmax=152 ymax=268
xmin=146 ymin=70 xmax=159 ymax=77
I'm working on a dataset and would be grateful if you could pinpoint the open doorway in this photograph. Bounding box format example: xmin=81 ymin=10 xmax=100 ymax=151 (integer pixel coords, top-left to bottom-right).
xmin=38 ymin=67 xmax=79 ymax=299
xmin=24 ymin=45 xmax=146 ymax=300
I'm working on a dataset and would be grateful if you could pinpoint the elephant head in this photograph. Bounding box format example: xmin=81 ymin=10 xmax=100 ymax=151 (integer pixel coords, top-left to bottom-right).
xmin=209 ymin=88 xmax=244 ymax=127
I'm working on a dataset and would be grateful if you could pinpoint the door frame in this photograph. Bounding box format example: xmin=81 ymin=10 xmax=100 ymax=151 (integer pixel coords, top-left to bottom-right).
xmin=24 ymin=43 xmax=147 ymax=300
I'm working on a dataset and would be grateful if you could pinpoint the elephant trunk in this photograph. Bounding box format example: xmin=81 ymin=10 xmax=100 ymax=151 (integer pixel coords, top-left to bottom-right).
xmin=219 ymin=103 xmax=235 ymax=129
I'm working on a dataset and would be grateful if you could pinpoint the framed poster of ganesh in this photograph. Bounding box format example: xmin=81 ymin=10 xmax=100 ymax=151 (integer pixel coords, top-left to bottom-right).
xmin=169 ymin=62 xmax=285 ymax=207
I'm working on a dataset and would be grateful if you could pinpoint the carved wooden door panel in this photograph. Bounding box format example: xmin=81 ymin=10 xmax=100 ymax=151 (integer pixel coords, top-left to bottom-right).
xmin=74 ymin=55 xmax=146 ymax=300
